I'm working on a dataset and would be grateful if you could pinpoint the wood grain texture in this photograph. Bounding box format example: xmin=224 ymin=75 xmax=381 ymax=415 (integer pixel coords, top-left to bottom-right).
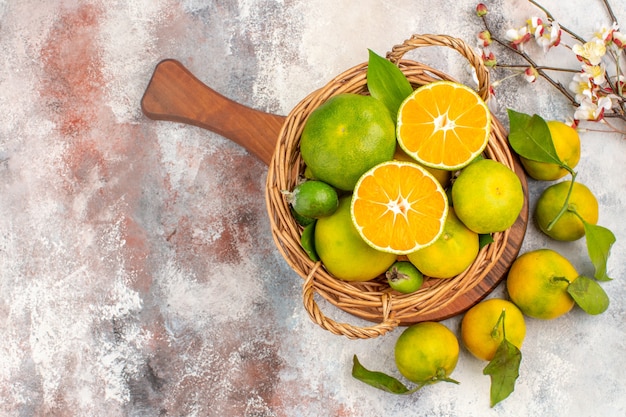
xmin=141 ymin=59 xmax=284 ymax=165
xmin=140 ymin=59 xmax=528 ymax=323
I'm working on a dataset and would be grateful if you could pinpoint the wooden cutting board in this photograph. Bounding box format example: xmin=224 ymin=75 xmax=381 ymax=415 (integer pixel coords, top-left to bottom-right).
xmin=141 ymin=59 xmax=284 ymax=165
xmin=141 ymin=59 xmax=529 ymax=323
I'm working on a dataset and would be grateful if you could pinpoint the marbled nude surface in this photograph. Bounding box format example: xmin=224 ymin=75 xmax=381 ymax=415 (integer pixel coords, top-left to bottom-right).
xmin=1 ymin=1 xmax=625 ymax=416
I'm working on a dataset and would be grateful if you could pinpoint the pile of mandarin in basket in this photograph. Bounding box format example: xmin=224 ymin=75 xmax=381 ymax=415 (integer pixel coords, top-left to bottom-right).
xmin=283 ymin=49 xmax=615 ymax=407
xmin=285 ymin=50 xmax=523 ymax=286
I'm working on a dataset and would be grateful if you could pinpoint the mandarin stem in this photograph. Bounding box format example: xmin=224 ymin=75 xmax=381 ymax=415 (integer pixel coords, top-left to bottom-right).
xmin=546 ymin=171 xmax=578 ymax=231
xmin=552 ymin=276 xmax=572 ymax=285
xmin=492 ymin=309 xmax=507 ymax=341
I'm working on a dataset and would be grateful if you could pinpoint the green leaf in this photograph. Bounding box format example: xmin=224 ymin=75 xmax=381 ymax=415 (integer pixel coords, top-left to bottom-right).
xmin=483 ymin=339 xmax=522 ymax=407
xmin=507 ymin=109 xmax=562 ymax=165
xmin=583 ymin=221 xmax=616 ymax=281
xmin=351 ymin=355 xmax=411 ymax=394
xmin=367 ymin=49 xmax=413 ymax=120
xmin=568 ymin=275 xmax=610 ymax=315
xmin=300 ymin=221 xmax=319 ymax=262
xmin=479 ymin=234 xmax=495 ymax=249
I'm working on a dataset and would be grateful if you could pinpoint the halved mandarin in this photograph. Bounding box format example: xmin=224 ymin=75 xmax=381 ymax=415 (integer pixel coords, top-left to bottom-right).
xmin=350 ymin=161 xmax=448 ymax=255
xmin=397 ymin=81 xmax=491 ymax=170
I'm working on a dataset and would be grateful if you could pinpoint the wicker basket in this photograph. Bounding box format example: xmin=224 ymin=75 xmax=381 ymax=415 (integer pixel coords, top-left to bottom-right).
xmin=265 ymin=34 xmax=520 ymax=339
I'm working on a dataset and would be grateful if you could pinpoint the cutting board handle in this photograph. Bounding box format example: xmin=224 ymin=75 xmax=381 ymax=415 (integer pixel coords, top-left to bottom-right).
xmin=140 ymin=59 xmax=285 ymax=165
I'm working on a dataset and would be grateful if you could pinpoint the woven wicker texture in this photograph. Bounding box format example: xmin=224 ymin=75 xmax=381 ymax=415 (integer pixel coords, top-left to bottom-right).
xmin=265 ymin=34 xmax=515 ymax=339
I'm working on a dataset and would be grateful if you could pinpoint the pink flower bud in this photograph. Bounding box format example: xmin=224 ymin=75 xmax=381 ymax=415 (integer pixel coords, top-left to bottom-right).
xmin=524 ymin=67 xmax=539 ymax=83
xmin=476 ymin=3 xmax=488 ymax=17
xmin=613 ymin=31 xmax=626 ymax=48
xmin=477 ymin=30 xmax=492 ymax=47
xmin=481 ymin=50 xmax=497 ymax=67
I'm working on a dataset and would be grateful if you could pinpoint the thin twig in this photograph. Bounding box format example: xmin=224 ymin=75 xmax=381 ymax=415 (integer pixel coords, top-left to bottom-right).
xmin=496 ymin=63 xmax=580 ymax=73
xmin=602 ymin=0 xmax=618 ymax=24
xmin=600 ymin=116 xmax=626 ymax=134
xmin=580 ymin=121 xmax=626 ymax=134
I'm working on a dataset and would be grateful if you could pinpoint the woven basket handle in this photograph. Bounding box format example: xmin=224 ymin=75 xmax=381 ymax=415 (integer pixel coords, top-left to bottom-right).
xmin=302 ymin=263 xmax=400 ymax=339
xmin=386 ymin=34 xmax=491 ymax=102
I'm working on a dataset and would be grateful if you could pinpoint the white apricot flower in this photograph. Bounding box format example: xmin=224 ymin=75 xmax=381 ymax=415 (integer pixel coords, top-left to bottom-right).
xmin=572 ymin=40 xmax=607 ymax=65
xmin=536 ymin=21 xmax=562 ymax=52
xmin=569 ymin=73 xmax=594 ymax=103
xmin=574 ymin=96 xmax=613 ymax=120
xmin=582 ymin=63 xmax=607 ymax=85
xmin=526 ymin=17 xmax=544 ymax=38
xmin=505 ymin=26 xmax=531 ymax=50
xmin=592 ymin=21 xmax=619 ymax=42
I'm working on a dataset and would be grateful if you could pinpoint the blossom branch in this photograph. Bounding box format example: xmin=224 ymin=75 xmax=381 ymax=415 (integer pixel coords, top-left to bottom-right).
xmin=528 ymin=0 xmax=586 ymax=44
xmin=586 ymin=122 xmax=626 ymax=135
xmin=496 ymin=63 xmax=580 ymax=73
xmin=601 ymin=116 xmax=626 ymax=133
xmin=475 ymin=1 xmax=626 ymax=129
xmin=479 ymin=13 xmax=578 ymax=105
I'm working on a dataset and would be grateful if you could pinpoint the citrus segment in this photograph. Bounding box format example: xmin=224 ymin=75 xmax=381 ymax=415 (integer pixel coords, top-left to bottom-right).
xmin=397 ymin=81 xmax=491 ymax=170
xmin=393 ymin=145 xmax=451 ymax=188
xmin=351 ymin=161 xmax=448 ymax=255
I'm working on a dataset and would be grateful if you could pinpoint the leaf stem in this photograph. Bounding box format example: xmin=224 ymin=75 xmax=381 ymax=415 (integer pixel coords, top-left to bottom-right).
xmin=492 ymin=309 xmax=507 ymax=341
xmin=546 ymin=171 xmax=578 ymax=231
xmin=552 ymin=276 xmax=572 ymax=285
xmin=439 ymin=376 xmax=461 ymax=385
